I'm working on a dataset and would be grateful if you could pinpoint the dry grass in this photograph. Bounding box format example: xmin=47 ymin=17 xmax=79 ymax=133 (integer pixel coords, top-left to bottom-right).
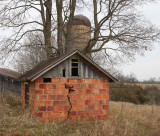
xmin=0 ymin=95 xmax=160 ymax=136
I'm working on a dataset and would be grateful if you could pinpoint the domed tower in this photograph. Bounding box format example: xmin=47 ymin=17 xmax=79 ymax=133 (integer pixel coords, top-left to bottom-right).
xmin=64 ymin=14 xmax=91 ymax=52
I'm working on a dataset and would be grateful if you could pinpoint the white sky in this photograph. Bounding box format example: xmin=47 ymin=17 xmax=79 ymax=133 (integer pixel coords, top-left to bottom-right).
xmin=122 ymin=1 xmax=160 ymax=81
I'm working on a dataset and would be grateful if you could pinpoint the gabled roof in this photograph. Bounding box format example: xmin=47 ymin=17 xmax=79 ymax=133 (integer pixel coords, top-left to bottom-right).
xmin=0 ymin=68 xmax=21 ymax=79
xmin=19 ymin=50 xmax=117 ymax=82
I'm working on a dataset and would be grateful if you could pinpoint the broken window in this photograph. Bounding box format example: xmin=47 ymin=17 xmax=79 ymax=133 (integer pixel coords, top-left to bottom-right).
xmin=43 ymin=78 xmax=51 ymax=83
xmin=71 ymin=59 xmax=79 ymax=77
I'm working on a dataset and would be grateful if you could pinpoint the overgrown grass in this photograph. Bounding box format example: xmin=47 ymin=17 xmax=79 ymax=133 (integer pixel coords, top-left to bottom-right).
xmin=0 ymin=95 xmax=160 ymax=136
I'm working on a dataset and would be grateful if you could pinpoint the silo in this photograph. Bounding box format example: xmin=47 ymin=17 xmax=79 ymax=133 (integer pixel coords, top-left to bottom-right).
xmin=65 ymin=14 xmax=91 ymax=52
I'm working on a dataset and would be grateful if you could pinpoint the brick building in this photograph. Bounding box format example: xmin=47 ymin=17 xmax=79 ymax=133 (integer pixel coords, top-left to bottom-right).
xmin=19 ymin=15 xmax=117 ymax=122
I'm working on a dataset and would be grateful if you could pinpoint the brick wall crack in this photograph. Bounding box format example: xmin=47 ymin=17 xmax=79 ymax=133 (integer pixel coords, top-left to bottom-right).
xmin=65 ymin=83 xmax=76 ymax=120
xmin=66 ymin=89 xmax=72 ymax=120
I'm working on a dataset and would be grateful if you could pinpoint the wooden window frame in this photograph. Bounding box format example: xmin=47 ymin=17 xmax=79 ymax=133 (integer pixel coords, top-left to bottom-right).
xmin=71 ymin=58 xmax=79 ymax=77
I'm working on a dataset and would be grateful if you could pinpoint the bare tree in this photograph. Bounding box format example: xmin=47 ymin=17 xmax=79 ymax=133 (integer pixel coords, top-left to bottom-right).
xmin=0 ymin=0 xmax=159 ymax=69
xmin=0 ymin=0 xmax=56 ymax=60
xmin=12 ymin=33 xmax=48 ymax=73
xmin=85 ymin=0 xmax=160 ymax=61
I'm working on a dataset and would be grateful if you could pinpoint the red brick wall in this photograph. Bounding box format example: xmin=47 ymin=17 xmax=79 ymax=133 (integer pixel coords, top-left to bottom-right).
xmin=22 ymin=78 xmax=109 ymax=122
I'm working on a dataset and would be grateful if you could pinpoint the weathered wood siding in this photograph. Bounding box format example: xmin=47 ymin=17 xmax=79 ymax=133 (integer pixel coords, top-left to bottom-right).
xmin=41 ymin=56 xmax=105 ymax=79
xmin=0 ymin=75 xmax=21 ymax=96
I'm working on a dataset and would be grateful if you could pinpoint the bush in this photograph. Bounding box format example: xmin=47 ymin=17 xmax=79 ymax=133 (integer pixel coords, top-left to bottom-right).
xmin=5 ymin=94 xmax=21 ymax=107
xmin=110 ymin=83 xmax=160 ymax=105
xmin=144 ymin=86 xmax=160 ymax=105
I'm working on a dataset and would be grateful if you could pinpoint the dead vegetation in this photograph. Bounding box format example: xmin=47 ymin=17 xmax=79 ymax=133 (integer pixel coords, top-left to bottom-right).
xmin=110 ymin=83 xmax=160 ymax=105
xmin=0 ymin=94 xmax=160 ymax=136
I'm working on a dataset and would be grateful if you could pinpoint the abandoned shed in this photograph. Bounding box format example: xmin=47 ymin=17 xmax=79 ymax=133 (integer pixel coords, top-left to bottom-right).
xmin=0 ymin=68 xmax=21 ymax=95
xmin=19 ymin=50 xmax=117 ymax=122
xmin=19 ymin=14 xmax=117 ymax=122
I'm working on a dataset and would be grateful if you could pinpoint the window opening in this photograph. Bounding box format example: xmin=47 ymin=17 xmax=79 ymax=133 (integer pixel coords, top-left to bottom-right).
xmin=72 ymin=63 xmax=78 ymax=66
xmin=71 ymin=59 xmax=79 ymax=76
xmin=43 ymin=78 xmax=51 ymax=83
xmin=72 ymin=68 xmax=78 ymax=76
xmin=63 ymin=69 xmax=66 ymax=77
xmin=72 ymin=59 xmax=78 ymax=62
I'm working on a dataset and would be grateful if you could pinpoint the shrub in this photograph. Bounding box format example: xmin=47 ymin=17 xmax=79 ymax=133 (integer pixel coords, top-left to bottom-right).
xmin=144 ymin=86 xmax=160 ymax=105
xmin=110 ymin=83 xmax=160 ymax=105
xmin=5 ymin=94 xmax=21 ymax=107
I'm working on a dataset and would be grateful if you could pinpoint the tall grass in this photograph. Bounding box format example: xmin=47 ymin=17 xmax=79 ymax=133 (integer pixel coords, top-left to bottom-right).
xmin=0 ymin=94 xmax=160 ymax=136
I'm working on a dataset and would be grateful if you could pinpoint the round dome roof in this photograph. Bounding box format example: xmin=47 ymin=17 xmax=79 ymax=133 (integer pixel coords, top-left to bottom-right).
xmin=72 ymin=14 xmax=91 ymax=27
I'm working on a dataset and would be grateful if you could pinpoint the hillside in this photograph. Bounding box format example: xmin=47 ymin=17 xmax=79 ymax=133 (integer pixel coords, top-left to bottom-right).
xmin=0 ymin=96 xmax=160 ymax=136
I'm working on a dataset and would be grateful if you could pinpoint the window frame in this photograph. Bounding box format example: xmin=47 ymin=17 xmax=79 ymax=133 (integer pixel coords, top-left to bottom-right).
xmin=71 ymin=58 xmax=79 ymax=77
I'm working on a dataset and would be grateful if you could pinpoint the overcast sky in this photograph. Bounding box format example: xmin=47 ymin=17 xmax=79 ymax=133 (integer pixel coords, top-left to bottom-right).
xmin=121 ymin=1 xmax=160 ymax=81
xmin=0 ymin=1 xmax=160 ymax=81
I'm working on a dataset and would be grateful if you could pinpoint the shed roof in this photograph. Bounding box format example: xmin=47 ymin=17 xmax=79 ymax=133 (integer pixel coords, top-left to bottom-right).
xmin=0 ymin=68 xmax=21 ymax=79
xmin=19 ymin=50 xmax=117 ymax=82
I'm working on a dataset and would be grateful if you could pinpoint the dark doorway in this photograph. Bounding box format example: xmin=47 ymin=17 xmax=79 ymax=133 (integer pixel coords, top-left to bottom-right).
xmin=24 ymin=83 xmax=29 ymax=108
xmin=63 ymin=69 xmax=66 ymax=77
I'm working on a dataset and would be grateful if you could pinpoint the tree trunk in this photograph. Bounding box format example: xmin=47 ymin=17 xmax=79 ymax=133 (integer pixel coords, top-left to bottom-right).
xmin=44 ymin=0 xmax=53 ymax=58
xmin=65 ymin=0 xmax=76 ymax=53
xmin=85 ymin=0 xmax=100 ymax=54
xmin=56 ymin=0 xmax=63 ymax=55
